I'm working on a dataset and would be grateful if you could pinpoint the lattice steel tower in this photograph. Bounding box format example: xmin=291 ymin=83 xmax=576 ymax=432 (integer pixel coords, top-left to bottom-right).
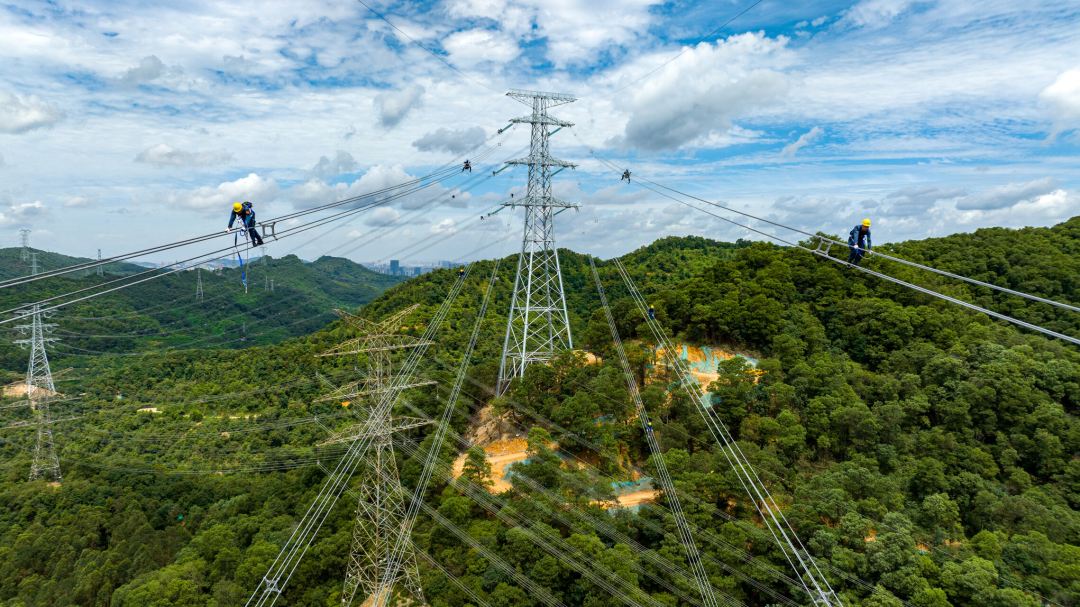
xmin=19 ymin=228 xmax=30 ymax=262
xmin=317 ymin=305 xmax=433 ymax=606
xmin=97 ymin=249 xmax=103 ymax=276
xmin=496 ymin=89 xmax=577 ymax=395
xmin=14 ymin=254 xmax=61 ymax=482
xmin=195 ymin=268 xmax=205 ymax=302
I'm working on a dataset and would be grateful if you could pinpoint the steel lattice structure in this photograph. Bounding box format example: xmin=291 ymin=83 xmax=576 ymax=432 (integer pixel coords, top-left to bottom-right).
xmin=195 ymin=268 xmax=204 ymax=302
xmin=19 ymin=228 xmax=30 ymax=262
xmin=318 ymin=305 xmax=433 ymax=606
xmin=496 ymin=89 xmax=578 ymax=395
xmin=14 ymin=258 xmax=62 ymax=483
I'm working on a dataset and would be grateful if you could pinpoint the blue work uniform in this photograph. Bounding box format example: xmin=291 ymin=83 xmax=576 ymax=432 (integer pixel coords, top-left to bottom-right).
xmin=847 ymin=225 xmax=871 ymax=266
xmin=229 ymin=202 xmax=264 ymax=246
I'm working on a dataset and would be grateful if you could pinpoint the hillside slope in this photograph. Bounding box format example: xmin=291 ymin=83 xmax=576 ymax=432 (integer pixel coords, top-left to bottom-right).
xmin=0 ymin=219 xmax=1076 ymax=607
xmin=0 ymin=253 xmax=402 ymax=374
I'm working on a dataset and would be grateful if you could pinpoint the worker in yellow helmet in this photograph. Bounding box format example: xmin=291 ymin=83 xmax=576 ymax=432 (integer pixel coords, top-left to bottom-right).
xmin=227 ymin=201 xmax=264 ymax=245
xmin=847 ymin=218 xmax=872 ymax=266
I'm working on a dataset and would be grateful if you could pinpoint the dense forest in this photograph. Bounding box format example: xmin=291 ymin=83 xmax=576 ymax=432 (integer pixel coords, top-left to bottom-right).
xmin=0 ymin=249 xmax=402 ymax=375
xmin=0 ymin=218 xmax=1076 ymax=606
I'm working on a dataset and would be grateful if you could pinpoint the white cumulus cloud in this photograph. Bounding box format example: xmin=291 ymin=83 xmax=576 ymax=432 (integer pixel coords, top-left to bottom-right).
xmin=442 ymin=29 xmax=520 ymax=66
xmin=955 ymin=177 xmax=1057 ymax=211
xmin=0 ymin=92 xmax=63 ymax=134
xmin=118 ymin=55 xmax=180 ymax=86
xmin=135 ymin=143 xmax=233 ymax=167
xmin=781 ymin=126 xmax=824 ymax=157
xmin=412 ymin=127 xmax=486 ymax=154
xmin=841 ymin=0 xmax=919 ymax=28
xmin=1039 ymin=68 xmax=1080 ymax=139
xmin=365 ymin=206 xmax=401 ymax=227
xmin=374 ymin=84 xmax=425 ymax=128
xmin=310 ymin=150 xmax=358 ymax=179
xmin=621 ymin=33 xmax=793 ymax=150
xmin=169 ymin=173 xmax=279 ymax=211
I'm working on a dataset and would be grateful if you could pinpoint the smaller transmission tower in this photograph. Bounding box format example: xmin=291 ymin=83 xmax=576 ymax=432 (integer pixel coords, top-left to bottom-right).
xmin=195 ymin=268 xmax=205 ymax=302
xmin=97 ymin=249 xmax=103 ymax=276
xmin=19 ymin=228 xmax=30 ymax=262
xmin=14 ymin=254 xmax=61 ymax=482
xmin=317 ymin=305 xmax=434 ymax=607
xmin=496 ymin=89 xmax=578 ymax=395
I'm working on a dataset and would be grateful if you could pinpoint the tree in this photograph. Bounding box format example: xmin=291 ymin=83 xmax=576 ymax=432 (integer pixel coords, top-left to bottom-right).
xmin=461 ymin=447 xmax=493 ymax=490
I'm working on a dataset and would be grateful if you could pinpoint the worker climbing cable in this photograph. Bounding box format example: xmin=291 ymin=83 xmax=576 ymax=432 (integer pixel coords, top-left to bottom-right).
xmin=227 ymin=201 xmax=265 ymax=246
xmin=621 ymin=169 xmax=631 ymax=183
xmin=847 ymin=218 xmax=872 ymax=266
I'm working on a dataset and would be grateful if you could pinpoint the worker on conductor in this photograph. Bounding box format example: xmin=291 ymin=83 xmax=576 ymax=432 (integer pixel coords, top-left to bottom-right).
xmin=227 ymin=201 xmax=264 ymax=246
xmin=647 ymin=304 xmax=656 ymax=320
xmin=621 ymin=169 xmax=631 ymax=183
xmin=458 ymin=267 xmax=466 ymax=279
xmin=462 ymin=159 xmax=472 ymax=173
xmin=847 ymin=218 xmax=872 ymax=266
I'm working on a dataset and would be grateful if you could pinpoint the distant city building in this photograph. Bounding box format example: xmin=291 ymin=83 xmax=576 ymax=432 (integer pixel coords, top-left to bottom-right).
xmin=389 ymin=259 xmax=400 ymax=275
xmin=413 ymin=267 xmax=422 ymax=276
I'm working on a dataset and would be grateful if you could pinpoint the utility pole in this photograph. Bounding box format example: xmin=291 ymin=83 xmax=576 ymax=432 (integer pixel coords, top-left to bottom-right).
xmin=14 ymin=254 xmax=61 ymax=482
xmin=97 ymin=249 xmax=103 ymax=276
xmin=317 ymin=305 xmax=434 ymax=606
xmin=19 ymin=228 xmax=30 ymax=262
xmin=496 ymin=89 xmax=577 ymax=395
xmin=195 ymin=268 xmax=204 ymax=302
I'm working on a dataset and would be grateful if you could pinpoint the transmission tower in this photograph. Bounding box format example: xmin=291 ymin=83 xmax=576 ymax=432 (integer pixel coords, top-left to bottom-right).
xmin=19 ymin=228 xmax=30 ymax=262
xmin=317 ymin=305 xmax=434 ymax=606
xmin=496 ymin=89 xmax=578 ymax=395
xmin=14 ymin=254 xmax=61 ymax=482
xmin=195 ymin=268 xmax=205 ymax=302
xmin=97 ymin=249 xmax=103 ymax=276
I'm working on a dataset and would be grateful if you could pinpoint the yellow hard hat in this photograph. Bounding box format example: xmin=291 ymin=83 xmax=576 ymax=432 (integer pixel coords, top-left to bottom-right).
xmin=862 ymin=218 xmax=871 ymax=227
xmin=233 ymin=202 xmax=243 ymax=212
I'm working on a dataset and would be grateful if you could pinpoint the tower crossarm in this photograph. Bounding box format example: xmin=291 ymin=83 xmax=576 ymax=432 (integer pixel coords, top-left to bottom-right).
xmin=506 ymin=88 xmax=576 ymax=105
xmin=506 ymin=154 xmax=576 ymax=169
xmin=317 ymin=416 xmax=434 ymax=447
xmin=502 ymin=195 xmax=579 ymax=209
xmin=317 ymin=335 xmax=435 ymax=357
xmin=509 ymin=115 xmax=573 ymax=128
xmin=314 ymin=378 xmax=436 ymax=403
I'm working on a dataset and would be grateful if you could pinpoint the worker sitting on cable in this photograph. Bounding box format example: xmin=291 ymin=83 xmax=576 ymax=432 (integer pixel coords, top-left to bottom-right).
xmin=458 ymin=267 xmax=466 ymax=279
xmin=847 ymin=218 xmax=872 ymax=266
xmin=621 ymin=169 xmax=631 ymax=183
xmin=462 ymin=159 xmax=472 ymax=173
xmin=227 ymin=201 xmax=265 ymax=246
xmin=647 ymin=304 xmax=656 ymax=320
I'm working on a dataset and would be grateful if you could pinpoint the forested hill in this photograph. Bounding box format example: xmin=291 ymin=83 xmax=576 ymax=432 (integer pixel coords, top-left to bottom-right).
xmin=0 ymin=247 xmax=146 ymax=280
xmin=0 ymin=252 xmax=402 ymax=374
xmin=0 ymin=218 xmax=1076 ymax=607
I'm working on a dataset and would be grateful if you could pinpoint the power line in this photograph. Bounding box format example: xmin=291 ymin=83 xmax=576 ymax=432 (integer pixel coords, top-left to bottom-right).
xmin=0 ymin=133 xmax=508 ymax=291
xmin=581 ymin=145 xmax=1080 ymax=347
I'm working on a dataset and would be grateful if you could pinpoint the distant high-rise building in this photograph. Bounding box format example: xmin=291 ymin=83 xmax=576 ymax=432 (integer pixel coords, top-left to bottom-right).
xmin=389 ymin=259 xmax=400 ymax=275
xmin=413 ymin=267 xmax=422 ymax=276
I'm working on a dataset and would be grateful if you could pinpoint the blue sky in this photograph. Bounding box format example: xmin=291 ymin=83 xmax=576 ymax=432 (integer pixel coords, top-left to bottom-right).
xmin=0 ymin=0 xmax=1078 ymax=265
